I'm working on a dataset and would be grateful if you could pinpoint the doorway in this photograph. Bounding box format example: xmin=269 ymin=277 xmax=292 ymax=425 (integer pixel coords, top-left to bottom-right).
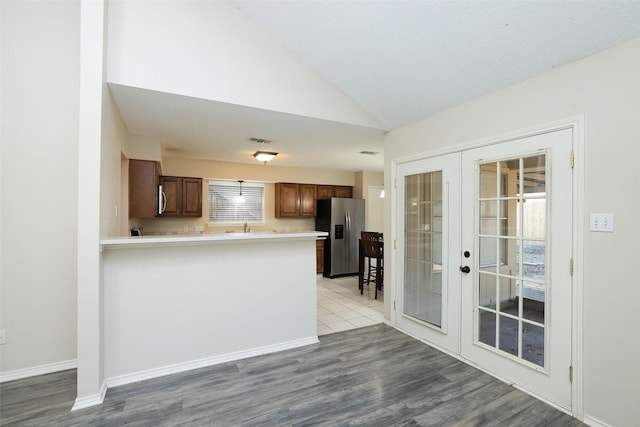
xmin=394 ymin=127 xmax=574 ymax=410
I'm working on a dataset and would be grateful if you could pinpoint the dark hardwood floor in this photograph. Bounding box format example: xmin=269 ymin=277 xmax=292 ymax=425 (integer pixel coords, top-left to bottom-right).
xmin=1 ymin=325 xmax=583 ymax=426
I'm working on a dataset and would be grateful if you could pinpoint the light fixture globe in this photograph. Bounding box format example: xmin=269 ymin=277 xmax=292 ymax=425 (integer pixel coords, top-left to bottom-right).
xmin=253 ymin=151 xmax=278 ymax=164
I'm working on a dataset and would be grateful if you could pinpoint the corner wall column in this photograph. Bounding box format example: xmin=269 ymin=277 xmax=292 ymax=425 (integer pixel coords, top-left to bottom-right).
xmin=73 ymin=0 xmax=106 ymax=410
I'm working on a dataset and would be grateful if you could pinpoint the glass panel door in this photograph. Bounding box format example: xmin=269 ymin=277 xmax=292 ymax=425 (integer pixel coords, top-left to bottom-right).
xmin=460 ymin=128 xmax=573 ymax=410
xmin=395 ymin=153 xmax=460 ymax=354
xmin=476 ymin=154 xmax=547 ymax=368
xmin=404 ymin=171 xmax=443 ymax=327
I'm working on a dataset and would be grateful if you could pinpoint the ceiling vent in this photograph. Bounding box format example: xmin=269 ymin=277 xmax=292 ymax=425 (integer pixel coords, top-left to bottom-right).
xmin=249 ymin=137 xmax=273 ymax=144
xmin=359 ymin=150 xmax=380 ymax=155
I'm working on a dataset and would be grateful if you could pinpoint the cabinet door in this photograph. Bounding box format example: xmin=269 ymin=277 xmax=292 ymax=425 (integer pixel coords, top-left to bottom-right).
xmin=275 ymin=183 xmax=300 ymax=217
xmin=160 ymin=176 xmax=180 ymax=216
xmin=129 ymin=159 xmax=160 ymax=218
xmin=316 ymin=239 xmax=324 ymax=274
xmin=182 ymin=178 xmax=202 ymax=217
xmin=334 ymin=186 xmax=353 ymax=198
xmin=299 ymin=184 xmax=317 ymax=217
xmin=317 ymin=185 xmax=334 ymax=199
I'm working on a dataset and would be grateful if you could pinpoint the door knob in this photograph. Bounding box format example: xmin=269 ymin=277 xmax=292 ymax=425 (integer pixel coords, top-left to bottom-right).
xmin=460 ymin=265 xmax=471 ymax=274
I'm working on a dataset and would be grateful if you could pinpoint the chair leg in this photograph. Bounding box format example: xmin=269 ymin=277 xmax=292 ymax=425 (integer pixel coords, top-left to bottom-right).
xmin=375 ymin=263 xmax=381 ymax=299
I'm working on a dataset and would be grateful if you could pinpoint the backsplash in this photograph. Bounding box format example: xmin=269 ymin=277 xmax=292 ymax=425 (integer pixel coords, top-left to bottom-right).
xmin=131 ymin=216 xmax=316 ymax=236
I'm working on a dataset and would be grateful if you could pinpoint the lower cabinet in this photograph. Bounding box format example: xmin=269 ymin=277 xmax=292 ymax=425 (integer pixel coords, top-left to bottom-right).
xmin=316 ymin=239 xmax=324 ymax=274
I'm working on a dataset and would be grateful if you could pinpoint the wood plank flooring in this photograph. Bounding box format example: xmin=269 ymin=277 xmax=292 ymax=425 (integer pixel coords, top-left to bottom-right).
xmin=0 ymin=325 xmax=583 ymax=426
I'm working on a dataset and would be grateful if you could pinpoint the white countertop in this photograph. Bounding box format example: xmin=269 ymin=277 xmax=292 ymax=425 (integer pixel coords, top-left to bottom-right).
xmin=100 ymin=231 xmax=328 ymax=250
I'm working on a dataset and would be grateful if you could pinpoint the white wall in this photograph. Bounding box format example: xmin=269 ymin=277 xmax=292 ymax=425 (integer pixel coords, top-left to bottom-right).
xmin=106 ymin=0 xmax=384 ymax=129
xmin=384 ymin=37 xmax=640 ymax=427
xmin=75 ymin=0 xmax=108 ymax=406
xmin=0 ymin=1 xmax=79 ymax=377
xmin=102 ymin=238 xmax=317 ymax=382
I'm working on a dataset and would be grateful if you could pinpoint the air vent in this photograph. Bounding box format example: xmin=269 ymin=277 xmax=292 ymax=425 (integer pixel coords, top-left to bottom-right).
xmin=249 ymin=137 xmax=273 ymax=144
xmin=359 ymin=150 xmax=380 ymax=155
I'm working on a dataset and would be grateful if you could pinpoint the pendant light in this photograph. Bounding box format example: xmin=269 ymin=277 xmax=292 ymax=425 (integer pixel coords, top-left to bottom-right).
xmin=237 ymin=180 xmax=245 ymax=203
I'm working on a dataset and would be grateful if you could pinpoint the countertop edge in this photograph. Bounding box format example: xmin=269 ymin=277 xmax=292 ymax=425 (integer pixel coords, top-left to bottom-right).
xmin=100 ymin=231 xmax=328 ymax=250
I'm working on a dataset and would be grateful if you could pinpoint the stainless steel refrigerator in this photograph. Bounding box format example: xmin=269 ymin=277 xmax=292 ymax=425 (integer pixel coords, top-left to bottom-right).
xmin=316 ymin=198 xmax=365 ymax=278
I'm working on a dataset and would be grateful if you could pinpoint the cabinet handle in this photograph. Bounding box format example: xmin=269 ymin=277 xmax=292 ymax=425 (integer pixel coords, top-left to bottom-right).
xmin=161 ymin=192 xmax=167 ymax=214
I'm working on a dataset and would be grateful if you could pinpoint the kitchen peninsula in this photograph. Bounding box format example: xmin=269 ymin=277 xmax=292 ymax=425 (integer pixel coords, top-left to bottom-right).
xmin=100 ymin=231 xmax=326 ymax=388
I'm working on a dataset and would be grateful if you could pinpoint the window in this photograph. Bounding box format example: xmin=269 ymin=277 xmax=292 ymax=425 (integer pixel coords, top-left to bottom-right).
xmin=208 ymin=180 xmax=265 ymax=224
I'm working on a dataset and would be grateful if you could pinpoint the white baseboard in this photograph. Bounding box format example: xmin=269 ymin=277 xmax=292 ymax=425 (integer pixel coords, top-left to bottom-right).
xmin=106 ymin=335 xmax=319 ymax=389
xmin=71 ymin=381 xmax=108 ymax=411
xmin=583 ymin=414 xmax=612 ymax=427
xmin=0 ymin=359 xmax=77 ymax=383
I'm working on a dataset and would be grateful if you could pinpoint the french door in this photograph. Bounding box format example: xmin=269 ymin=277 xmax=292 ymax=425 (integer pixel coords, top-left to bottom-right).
xmin=395 ymin=153 xmax=461 ymax=354
xmin=395 ymin=128 xmax=574 ymax=410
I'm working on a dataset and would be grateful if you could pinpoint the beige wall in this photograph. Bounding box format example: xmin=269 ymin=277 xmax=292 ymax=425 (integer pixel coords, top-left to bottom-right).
xmin=100 ymin=86 xmax=129 ymax=238
xmin=355 ymin=170 xmax=384 ymax=231
xmin=384 ymin=37 xmax=640 ymax=427
xmin=130 ymin=155 xmax=358 ymax=235
xmin=0 ymin=1 xmax=79 ymax=376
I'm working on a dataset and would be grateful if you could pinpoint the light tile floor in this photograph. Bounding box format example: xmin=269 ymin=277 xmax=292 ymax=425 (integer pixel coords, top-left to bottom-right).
xmin=317 ymin=275 xmax=384 ymax=336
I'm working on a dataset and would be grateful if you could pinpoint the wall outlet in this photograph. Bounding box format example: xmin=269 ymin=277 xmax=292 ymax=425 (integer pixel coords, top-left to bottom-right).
xmin=0 ymin=330 xmax=6 ymax=345
xmin=195 ymin=225 xmax=204 ymax=232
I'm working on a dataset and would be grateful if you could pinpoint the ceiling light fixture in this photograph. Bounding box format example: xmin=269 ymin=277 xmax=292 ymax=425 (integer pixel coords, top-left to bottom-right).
xmin=253 ymin=151 xmax=278 ymax=164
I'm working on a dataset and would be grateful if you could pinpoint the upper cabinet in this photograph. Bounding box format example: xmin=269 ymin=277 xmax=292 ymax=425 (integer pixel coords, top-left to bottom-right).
xmin=159 ymin=176 xmax=202 ymax=217
xmin=181 ymin=178 xmax=203 ymax=217
xmin=129 ymin=159 xmax=202 ymax=218
xmin=317 ymin=185 xmax=335 ymax=199
xmin=275 ymin=183 xmax=353 ymax=218
xmin=317 ymin=185 xmax=353 ymax=199
xmin=129 ymin=159 xmax=161 ymax=218
xmin=334 ymin=186 xmax=353 ymax=198
xmin=275 ymin=183 xmax=317 ymax=217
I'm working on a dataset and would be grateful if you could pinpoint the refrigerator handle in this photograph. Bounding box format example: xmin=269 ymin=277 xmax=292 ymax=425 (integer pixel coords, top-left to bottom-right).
xmin=345 ymin=210 xmax=351 ymax=255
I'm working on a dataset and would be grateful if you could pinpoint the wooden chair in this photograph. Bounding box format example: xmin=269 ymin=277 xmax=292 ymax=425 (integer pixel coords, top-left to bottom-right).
xmin=361 ymin=231 xmax=383 ymax=299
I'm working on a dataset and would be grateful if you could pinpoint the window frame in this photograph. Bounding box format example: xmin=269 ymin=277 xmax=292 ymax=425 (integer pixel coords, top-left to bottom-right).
xmin=207 ymin=180 xmax=266 ymax=225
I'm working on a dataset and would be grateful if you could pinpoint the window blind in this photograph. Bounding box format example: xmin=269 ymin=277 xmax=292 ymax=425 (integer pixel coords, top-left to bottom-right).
xmin=208 ymin=181 xmax=265 ymax=224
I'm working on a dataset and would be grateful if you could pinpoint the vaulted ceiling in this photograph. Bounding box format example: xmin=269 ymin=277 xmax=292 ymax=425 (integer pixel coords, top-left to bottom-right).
xmin=109 ymin=1 xmax=640 ymax=171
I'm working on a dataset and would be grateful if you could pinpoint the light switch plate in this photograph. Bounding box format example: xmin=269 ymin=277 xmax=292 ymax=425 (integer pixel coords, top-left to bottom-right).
xmin=590 ymin=213 xmax=614 ymax=232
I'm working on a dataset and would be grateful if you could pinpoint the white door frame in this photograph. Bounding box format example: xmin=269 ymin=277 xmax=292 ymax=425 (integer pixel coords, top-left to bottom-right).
xmin=388 ymin=116 xmax=584 ymax=419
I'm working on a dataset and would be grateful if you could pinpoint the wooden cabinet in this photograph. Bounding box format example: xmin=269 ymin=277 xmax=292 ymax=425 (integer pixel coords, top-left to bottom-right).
xmin=159 ymin=176 xmax=180 ymax=216
xmin=335 ymin=186 xmax=353 ymax=198
xmin=299 ymin=184 xmax=317 ymax=217
xmin=182 ymin=178 xmax=203 ymax=217
xmin=317 ymin=185 xmax=353 ymax=199
xmin=316 ymin=239 xmax=324 ymax=274
xmin=275 ymin=183 xmax=299 ymax=217
xmin=317 ymin=185 xmax=335 ymax=199
xmin=129 ymin=159 xmax=161 ymax=218
xmin=275 ymin=183 xmax=317 ymax=217
xmin=160 ymin=176 xmax=202 ymax=217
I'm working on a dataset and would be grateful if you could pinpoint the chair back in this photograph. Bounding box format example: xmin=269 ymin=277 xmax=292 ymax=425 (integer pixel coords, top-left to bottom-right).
xmin=361 ymin=231 xmax=382 ymax=258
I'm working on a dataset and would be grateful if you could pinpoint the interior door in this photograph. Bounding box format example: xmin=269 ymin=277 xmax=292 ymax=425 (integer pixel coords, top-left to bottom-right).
xmin=395 ymin=153 xmax=461 ymax=354
xmin=394 ymin=128 xmax=574 ymax=410
xmin=460 ymin=128 xmax=574 ymax=410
